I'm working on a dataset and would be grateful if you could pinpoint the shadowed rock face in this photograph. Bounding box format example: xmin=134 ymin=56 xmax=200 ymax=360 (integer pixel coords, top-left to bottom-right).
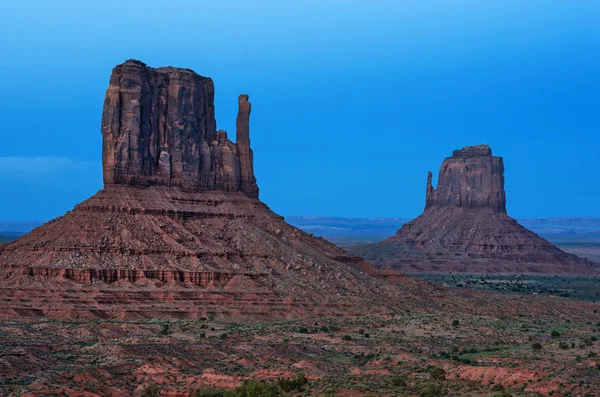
xmin=425 ymin=145 xmax=506 ymax=213
xmin=102 ymin=59 xmax=258 ymax=197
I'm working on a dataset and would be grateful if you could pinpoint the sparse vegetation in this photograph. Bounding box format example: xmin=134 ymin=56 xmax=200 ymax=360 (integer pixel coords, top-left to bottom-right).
xmin=418 ymin=382 xmax=443 ymax=397
xmin=430 ymin=367 xmax=446 ymax=381
xmin=1 ymin=308 xmax=599 ymax=396
xmin=141 ymin=383 xmax=161 ymax=397
xmin=277 ymin=373 xmax=308 ymax=392
xmin=193 ymin=380 xmax=281 ymax=397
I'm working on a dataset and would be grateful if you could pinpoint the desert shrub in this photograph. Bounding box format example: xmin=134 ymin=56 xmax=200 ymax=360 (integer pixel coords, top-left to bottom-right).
xmin=558 ymin=342 xmax=569 ymax=350
xmin=418 ymin=382 xmax=443 ymax=397
xmin=491 ymin=384 xmax=505 ymax=391
xmin=364 ymin=333 xmax=370 ymax=338
xmin=193 ymin=380 xmax=282 ymax=397
xmin=581 ymin=337 xmax=594 ymax=346
xmin=358 ymin=329 xmax=365 ymax=334
xmin=452 ymin=319 xmax=460 ymax=327
xmin=430 ymin=367 xmax=446 ymax=381
xmin=160 ymin=323 xmax=171 ymax=335
xmin=193 ymin=388 xmax=225 ymax=397
xmin=277 ymin=373 xmax=308 ymax=392
xmin=490 ymin=393 xmax=513 ymax=397
xmin=531 ymin=343 xmax=542 ymax=351
xmin=342 ymin=335 xmax=352 ymax=341
xmin=141 ymin=383 xmax=161 ymax=397
xmin=588 ymin=351 xmax=598 ymax=358
xmin=225 ymin=380 xmax=281 ymax=397
xmin=298 ymin=327 xmax=309 ymax=334
xmin=551 ymin=331 xmax=560 ymax=338
xmin=391 ymin=374 xmax=407 ymax=387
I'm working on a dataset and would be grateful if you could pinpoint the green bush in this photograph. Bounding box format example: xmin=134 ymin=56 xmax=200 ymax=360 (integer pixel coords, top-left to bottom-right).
xmin=277 ymin=373 xmax=308 ymax=392
xmin=160 ymin=324 xmax=171 ymax=335
xmin=452 ymin=320 xmax=460 ymax=327
xmin=531 ymin=343 xmax=542 ymax=351
xmin=194 ymin=388 xmax=225 ymax=397
xmin=558 ymin=342 xmax=569 ymax=350
xmin=391 ymin=374 xmax=407 ymax=387
xmin=419 ymin=382 xmax=443 ymax=397
xmin=430 ymin=367 xmax=446 ymax=381
xmin=491 ymin=384 xmax=505 ymax=391
xmin=551 ymin=331 xmax=560 ymax=338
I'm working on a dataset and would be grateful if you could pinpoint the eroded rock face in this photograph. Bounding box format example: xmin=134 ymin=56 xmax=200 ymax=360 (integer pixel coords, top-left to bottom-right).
xmin=236 ymin=94 xmax=258 ymax=197
xmin=101 ymin=59 xmax=258 ymax=197
xmin=425 ymin=144 xmax=506 ymax=213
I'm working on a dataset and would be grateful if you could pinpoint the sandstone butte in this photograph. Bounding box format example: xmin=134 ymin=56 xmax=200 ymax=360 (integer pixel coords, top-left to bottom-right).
xmin=0 ymin=60 xmax=428 ymax=321
xmin=349 ymin=145 xmax=597 ymax=275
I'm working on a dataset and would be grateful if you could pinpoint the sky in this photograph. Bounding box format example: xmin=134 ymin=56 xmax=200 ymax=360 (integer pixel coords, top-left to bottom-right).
xmin=0 ymin=0 xmax=599 ymax=221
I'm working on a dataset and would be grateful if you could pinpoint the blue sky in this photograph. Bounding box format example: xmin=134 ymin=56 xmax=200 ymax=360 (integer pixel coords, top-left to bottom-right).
xmin=1 ymin=0 xmax=599 ymax=221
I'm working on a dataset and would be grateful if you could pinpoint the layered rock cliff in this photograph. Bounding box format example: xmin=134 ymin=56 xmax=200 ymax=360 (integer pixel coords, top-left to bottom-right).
xmin=101 ymin=59 xmax=258 ymax=197
xmin=425 ymin=145 xmax=506 ymax=213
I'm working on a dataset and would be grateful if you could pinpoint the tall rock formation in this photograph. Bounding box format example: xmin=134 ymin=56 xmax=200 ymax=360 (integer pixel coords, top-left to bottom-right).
xmin=425 ymin=145 xmax=506 ymax=213
xmin=236 ymin=94 xmax=258 ymax=197
xmin=101 ymin=59 xmax=258 ymax=196
xmin=349 ymin=145 xmax=595 ymax=275
xmin=0 ymin=60 xmax=411 ymax=320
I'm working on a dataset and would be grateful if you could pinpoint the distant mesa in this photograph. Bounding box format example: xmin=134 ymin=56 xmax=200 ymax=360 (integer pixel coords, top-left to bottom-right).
xmin=0 ymin=59 xmax=413 ymax=320
xmin=349 ymin=145 xmax=597 ymax=275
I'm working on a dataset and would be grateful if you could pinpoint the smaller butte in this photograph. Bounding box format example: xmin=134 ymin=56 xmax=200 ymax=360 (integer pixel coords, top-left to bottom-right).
xmin=349 ymin=145 xmax=596 ymax=275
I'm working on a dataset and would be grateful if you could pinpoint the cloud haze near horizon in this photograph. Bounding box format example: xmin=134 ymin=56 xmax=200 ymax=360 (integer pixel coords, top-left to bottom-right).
xmin=0 ymin=0 xmax=599 ymax=221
